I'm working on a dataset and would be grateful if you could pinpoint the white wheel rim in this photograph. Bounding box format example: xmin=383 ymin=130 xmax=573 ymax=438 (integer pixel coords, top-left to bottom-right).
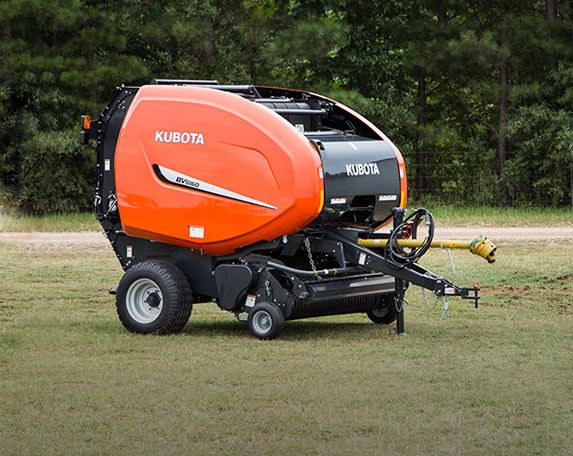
xmin=125 ymin=278 xmax=163 ymax=324
xmin=253 ymin=310 xmax=273 ymax=334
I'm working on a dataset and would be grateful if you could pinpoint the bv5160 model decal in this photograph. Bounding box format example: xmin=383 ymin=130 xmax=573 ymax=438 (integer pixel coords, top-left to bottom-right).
xmin=153 ymin=164 xmax=277 ymax=210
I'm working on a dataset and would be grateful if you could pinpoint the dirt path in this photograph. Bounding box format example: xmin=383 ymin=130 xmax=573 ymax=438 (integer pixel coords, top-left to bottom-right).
xmin=0 ymin=226 xmax=571 ymax=246
xmin=435 ymin=226 xmax=572 ymax=241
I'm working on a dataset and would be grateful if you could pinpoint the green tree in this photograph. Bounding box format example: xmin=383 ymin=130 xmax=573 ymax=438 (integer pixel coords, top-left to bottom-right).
xmin=1 ymin=0 xmax=571 ymax=212
xmin=0 ymin=0 xmax=147 ymax=212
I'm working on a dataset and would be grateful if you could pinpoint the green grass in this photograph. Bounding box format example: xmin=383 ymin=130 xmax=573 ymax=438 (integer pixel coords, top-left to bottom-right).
xmin=416 ymin=205 xmax=573 ymax=227
xmin=0 ymin=211 xmax=99 ymax=232
xmin=0 ymin=205 xmax=571 ymax=232
xmin=0 ymin=240 xmax=571 ymax=455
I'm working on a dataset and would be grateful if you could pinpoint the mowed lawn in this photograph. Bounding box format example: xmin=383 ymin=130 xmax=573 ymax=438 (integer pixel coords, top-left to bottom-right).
xmin=0 ymin=239 xmax=571 ymax=455
xmin=1 ymin=206 xmax=572 ymax=232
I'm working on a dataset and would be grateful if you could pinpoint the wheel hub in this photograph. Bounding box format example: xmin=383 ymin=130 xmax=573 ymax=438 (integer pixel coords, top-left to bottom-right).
xmin=371 ymin=306 xmax=390 ymax=318
xmin=253 ymin=310 xmax=272 ymax=334
xmin=145 ymin=292 xmax=161 ymax=308
xmin=125 ymin=278 xmax=163 ymax=324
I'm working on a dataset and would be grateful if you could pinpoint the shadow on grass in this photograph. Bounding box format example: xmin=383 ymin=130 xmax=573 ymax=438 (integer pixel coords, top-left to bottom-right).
xmin=180 ymin=319 xmax=395 ymax=340
xmin=72 ymin=314 xmax=396 ymax=340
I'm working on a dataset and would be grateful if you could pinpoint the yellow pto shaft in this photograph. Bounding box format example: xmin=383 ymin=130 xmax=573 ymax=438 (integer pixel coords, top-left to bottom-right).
xmin=358 ymin=235 xmax=497 ymax=263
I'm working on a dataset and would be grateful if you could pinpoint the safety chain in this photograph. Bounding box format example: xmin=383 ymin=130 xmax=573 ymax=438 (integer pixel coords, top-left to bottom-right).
xmin=419 ymin=276 xmax=450 ymax=320
xmin=394 ymin=294 xmax=408 ymax=313
xmin=447 ymin=248 xmax=456 ymax=276
xmin=419 ymin=287 xmax=439 ymax=310
xmin=441 ymin=296 xmax=449 ymax=320
xmin=303 ymin=237 xmax=318 ymax=277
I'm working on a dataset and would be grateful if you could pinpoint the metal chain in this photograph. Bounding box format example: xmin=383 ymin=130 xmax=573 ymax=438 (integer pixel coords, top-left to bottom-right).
xmin=418 ymin=250 xmax=457 ymax=320
xmin=303 ymin=237 xmax=318 ymax=277
xmin=447 ymin=248 xmax=456 ymax=276
xmin=441 ymin=296 xmax=449 ymax=320
xmin=419 ymin=287 xmax=439 ymax=309
xmin=445 ymin=247 xmax=469 ymax=283
xmin=394 ymin=294 xmax=408 ymax=313
xmin=264 ymin=280 xmax=272 ymax=302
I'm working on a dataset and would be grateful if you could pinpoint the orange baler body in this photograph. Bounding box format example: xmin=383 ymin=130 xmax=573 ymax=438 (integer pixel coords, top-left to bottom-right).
xmin=114 ymin=85 xmax=324 ymax=255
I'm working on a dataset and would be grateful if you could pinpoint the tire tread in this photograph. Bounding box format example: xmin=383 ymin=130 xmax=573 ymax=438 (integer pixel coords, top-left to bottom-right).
xmin=116 ymin=260 xmax=193 ymax=334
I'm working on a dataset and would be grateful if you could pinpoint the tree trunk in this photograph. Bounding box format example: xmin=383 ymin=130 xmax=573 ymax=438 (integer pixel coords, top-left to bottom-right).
xmin=497 ymin=19 xmax=508 ymax=180
xmin=250 ymin=58 xmax=257 ymax=84
xmin=2 ymin=17 xmax=10 ymax=41
xmin=202 ymin=16 xmax=216 ymax=61
xmin=0 ymin=18 xmax=9 ymax=83
xmin=546 ymin=0 xmax=557 ymax=22
xmin=170 ymin=35 xmax=179 ymax=71
xmin=90 ymin=84 xmax=97 ymax=106
xmin=497 ymin=61 xmax=508 ymax=177
xmin=415 ymin=71 xmax=427 ymax=197
xmin=436 ymin=0 xmax=446 ymax=29
xmin=86 ymin=51 xmax=97 ymax=106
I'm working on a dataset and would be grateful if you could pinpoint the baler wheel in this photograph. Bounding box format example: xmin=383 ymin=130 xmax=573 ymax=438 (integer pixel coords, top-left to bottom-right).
xmin=367 ymin=296 xmax=397 ymax=325
xmin=116 ymin=261 xmax=193 ymax=334
xmin=248 ymin=302 xmax=285 ymax=340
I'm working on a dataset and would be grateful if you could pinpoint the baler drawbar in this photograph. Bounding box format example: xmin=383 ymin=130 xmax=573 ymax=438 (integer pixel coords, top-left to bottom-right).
xmin=81 ymin=79 xmax=496 ymax=339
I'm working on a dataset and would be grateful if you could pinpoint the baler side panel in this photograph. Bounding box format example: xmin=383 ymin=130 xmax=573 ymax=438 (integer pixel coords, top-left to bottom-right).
xmin=114 ymin=85 xmax=324 ymax=255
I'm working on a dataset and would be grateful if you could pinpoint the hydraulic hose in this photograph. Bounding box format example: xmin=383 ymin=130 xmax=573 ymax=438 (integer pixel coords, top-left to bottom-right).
xmin=384 ymin=208 xmax=435 ymax=269
xmin=266 ymin=261 xmax=363 ymax=277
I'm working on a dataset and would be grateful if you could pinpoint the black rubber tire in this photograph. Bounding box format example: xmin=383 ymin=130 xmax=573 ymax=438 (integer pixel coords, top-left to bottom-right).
xmin=116 ymin=260 xmax=193 ymax=334
xmin=248 ymin=302 xmax=285 ymax=340
xmin=367 ymin=295 xmax=397 ymax=324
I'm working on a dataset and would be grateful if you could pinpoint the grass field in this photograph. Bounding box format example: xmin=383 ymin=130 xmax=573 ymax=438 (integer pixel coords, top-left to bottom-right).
xmin=0 ymin=211 xmax=98 ymax=232
xmin=0 ymin=205 xmax=571 ymax=232
xmin=422 ymin=205 xmax=572 ymax=226
xmin=0 ymin=237 xmax=571 ymax=455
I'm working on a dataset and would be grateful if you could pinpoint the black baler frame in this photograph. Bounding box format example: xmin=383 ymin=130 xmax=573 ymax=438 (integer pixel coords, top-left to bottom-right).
xmin=101 ymin=207 xmax=479 ymax=334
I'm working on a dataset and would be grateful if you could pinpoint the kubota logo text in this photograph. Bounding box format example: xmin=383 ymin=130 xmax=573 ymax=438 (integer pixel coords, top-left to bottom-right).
xmin=346 ymin=163 xmax=380 ymax=176
xmin=155 ymin=130 xmax=205 ymax=145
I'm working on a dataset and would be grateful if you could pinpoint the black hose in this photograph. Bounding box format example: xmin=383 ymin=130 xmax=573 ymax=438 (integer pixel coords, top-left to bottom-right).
xmin=384 ymin=208 xmax=435 ymax=269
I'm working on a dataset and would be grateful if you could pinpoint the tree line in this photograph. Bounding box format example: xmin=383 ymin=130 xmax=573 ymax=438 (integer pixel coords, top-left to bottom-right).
xmin=0 ymin=0 xmax=571 ymax=214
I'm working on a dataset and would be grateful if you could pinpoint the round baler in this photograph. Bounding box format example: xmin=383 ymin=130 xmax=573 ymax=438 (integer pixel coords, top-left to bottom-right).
xmin=80 ymin=80 xmax=495 ymax=339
